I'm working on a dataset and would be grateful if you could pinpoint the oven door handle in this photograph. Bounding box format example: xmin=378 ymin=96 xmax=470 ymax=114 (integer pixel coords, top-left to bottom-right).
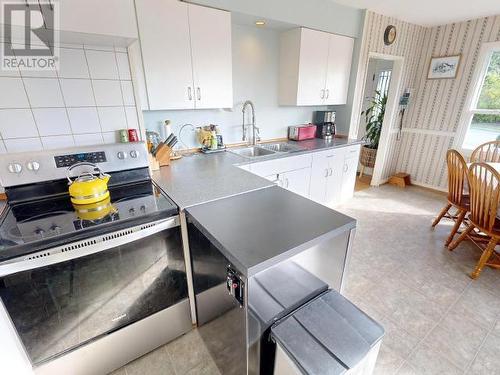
xmin=0 ymin=217 xmax=179 ymax=277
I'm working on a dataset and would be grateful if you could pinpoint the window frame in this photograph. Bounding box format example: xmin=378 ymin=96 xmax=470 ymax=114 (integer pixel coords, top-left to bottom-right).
xmin=456 ymin=41 xmax=500 ymax=155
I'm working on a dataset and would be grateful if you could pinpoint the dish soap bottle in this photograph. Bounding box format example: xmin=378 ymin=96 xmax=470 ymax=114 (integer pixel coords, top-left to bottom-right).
xmin=210 ymin=130 xmax=218 ymax=150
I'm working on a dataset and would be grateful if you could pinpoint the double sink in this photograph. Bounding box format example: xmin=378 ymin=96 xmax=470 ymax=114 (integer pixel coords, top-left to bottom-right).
xmin=230 ymin=142 xmax=304 ymax=159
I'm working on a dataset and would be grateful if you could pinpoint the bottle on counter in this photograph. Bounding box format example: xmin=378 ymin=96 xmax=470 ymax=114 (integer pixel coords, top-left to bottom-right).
xmin=210 ymin=131 xmax=218 ymax=150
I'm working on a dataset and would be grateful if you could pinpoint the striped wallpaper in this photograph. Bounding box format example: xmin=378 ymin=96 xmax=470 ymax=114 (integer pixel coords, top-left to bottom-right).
xmin=353 ymin=12 xmax=500 ymax=191
xmin=396 ymin=15 xmax=500 ymax=190
xmin=350 ymin=11 xmax=426 ymax=184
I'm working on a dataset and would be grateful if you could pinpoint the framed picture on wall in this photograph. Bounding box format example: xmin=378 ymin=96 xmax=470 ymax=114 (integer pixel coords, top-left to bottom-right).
xmin=427 ymin=55 xmax=461 ymax=79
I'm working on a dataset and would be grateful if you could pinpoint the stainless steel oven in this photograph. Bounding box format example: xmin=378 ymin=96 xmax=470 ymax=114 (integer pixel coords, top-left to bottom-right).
xmin=0 ymin=143 xmax=192 ymax=374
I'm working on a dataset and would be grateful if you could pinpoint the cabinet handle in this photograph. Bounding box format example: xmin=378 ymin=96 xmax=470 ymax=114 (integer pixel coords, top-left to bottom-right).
xmin=320 ymin=89 xmax=325 ymax=99
xmin=325 ymin=89 xmax=329 ymax=99
xmin=329 ymin=168 xmax=333 ymax=176
xmin=197 ymin=87 xmax=201 ymax=101
xmin=324 ymin=168 xmax=329 ymax=178
xmin=344 ymin=164 xmax=348 ymax=173
xmin=285 ymin=178 xmax=289 ymax=188
xmin=188 ymin=87 xmax=193 ymax=100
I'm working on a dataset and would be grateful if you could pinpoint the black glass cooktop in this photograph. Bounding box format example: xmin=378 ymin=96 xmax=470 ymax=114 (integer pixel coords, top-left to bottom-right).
xmin=0 ymin=180 xmax=178 ymax=261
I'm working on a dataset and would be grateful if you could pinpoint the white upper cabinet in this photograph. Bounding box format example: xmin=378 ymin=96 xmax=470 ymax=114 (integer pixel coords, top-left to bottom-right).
xmin=48 ymin=0 xmax=137 ymax=39
xmin=188 ymin=4 xmax=233 ymax=109
xmin=132 ymin=0 xmax=233 ymax=110
xmin=279 ymin=27 xmax=354 ymax=106
xmin=134 ymin=0 xmax=194 ymax=110
xmin=325 ymin=34 xmax=354 ymax=105
xmin=295 ymin=28 xmax=330 ymax=106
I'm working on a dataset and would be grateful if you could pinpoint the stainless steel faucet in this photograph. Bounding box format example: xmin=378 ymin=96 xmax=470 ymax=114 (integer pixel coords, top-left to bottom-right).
xmin=242 ymin=100 xmax=260 ymax=145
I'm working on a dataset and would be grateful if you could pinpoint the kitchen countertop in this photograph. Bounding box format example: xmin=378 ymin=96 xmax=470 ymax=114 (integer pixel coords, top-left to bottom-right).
xmin=186 ymin=186 xmax=356 ymax=277
xmin=152 ymin=151 xmax=274 ymax=209
xmin=152 ymin=138 xmax=363 ymax=209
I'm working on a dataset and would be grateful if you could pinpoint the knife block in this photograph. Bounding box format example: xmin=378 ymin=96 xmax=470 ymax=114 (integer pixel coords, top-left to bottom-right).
xmin=155 ymin=144 xmax=172 ymax=167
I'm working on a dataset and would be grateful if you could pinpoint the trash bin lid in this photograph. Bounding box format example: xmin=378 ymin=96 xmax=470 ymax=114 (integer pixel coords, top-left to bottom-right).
xmin=249 ymin=261 xmax=328 ymax=327
xmin=271 ymin=289 xmax=384 ymax=375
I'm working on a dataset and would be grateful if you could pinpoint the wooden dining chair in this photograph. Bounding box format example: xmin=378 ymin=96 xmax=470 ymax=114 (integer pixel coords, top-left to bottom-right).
xmin=470 ymin=140 xmax=500 ymax=163
xmin=432 ymin=149 xmax=470 ymax=246
xmin=448 ymin=163 xmax=500 ymax=279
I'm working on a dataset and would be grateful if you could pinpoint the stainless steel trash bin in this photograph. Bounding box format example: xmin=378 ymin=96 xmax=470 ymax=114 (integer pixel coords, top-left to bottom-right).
xmin=271 ymin=290 xmax=384 ymax=375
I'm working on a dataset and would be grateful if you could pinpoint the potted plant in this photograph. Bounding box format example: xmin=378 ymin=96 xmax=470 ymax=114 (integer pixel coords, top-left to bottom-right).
xmin=359 ymin=90 xmax=387 ymax=176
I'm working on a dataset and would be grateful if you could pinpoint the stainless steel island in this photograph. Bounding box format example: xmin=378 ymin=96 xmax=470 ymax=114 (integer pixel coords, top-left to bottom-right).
xmin=184 ymin=186 xmax=356 ymax=375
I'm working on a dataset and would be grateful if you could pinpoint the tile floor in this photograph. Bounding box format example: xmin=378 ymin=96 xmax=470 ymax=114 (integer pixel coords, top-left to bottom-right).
xmin=113 ymin=184 xmax=500 ymax=374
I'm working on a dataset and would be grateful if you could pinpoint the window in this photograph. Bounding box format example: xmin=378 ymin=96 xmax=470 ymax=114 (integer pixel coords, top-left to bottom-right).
xmin=372 ymin=70 xmax=391 ymax=117
xmin=462 ymin=47 xmax=500 ymax=150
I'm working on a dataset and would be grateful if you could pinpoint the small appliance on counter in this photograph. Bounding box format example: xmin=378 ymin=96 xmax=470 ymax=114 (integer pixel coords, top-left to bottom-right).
xmin=288 ymin=124 xmax=317 ymax=141
xmin=196 ymin=124 xmax=226 ymax=154
xmin=314 ymin=110 xmax=336 ymax=140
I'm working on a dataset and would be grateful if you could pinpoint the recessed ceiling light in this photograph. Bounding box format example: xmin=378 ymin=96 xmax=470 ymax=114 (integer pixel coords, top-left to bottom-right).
xmin=255 ymin=20 xmax=266 ymax=26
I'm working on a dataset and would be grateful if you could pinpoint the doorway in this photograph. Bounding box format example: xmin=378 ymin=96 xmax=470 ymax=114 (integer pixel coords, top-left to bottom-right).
xmin=356 ymin=58 xmax=394 ymax=190
xmin=351 ymin=53 xmax=404 ymax=189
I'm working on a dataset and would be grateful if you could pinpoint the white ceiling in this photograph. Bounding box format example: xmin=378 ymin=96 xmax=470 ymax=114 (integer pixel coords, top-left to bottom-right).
xmin=331 ymin=0 xmax=500 ymax=26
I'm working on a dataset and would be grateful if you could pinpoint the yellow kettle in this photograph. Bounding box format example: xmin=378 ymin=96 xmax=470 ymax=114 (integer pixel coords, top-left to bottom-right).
xmin=67 ymin=162 xmax=110 ymax=205
xmin=73 ymin=196 xmax=116 ymax=221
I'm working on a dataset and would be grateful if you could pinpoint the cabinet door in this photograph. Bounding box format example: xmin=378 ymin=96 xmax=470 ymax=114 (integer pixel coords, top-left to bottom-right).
xmin=281 ymin=168 xmax=311 ymax=198
xmin=135 ymin=0 xmax=194 ymax=110
xmin=188 ymin=4 xmax=233 ymax=109
xmin=325 ymin=34 xmax=354 ymax=105
xmin=340 ymin=153 xmax=360 ymax=203
xmin=54 ymin=0 xmax=137 ymax=38
xmin=309 ymin=154 xmax=329 ymax=204
xmin=325 ymin=152 xmax=345 ymax=207
xmin=296 ymin=28 xmax=329 ymax=106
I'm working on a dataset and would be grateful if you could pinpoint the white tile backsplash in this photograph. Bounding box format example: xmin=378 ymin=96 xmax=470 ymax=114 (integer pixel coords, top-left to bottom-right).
xmin=121 ymin=81 xmax=135 ymax=106
xmin=60 ymin=79 xmax=95 ymax=107
xmin=0 ymin=46 xmax=137 ymax=154
xmin=85 ymin=50 xmax=119 ymax=79
xmin=74 ymin=133 xmax=104 ymax=146
xmin=4 ymin=138 xmax=43 ymax=152
xmin=0 ymin=109 xmax=38 ymax=138
xmin=102 ymin=131 xmax=119 ymax=144
xmin=93 ymin=80 xmax=123 ymax=106
xmin=98 ymin=107 xmax=127 ymax=132
xmin=67 ymin=107 xmax=101 ymax=134
xmin=0 ymin=77 xmax=29 ymax=108
xmin=24 ymin=78 xmax=65 ymax=107
xmin=33 ymin=108 xmax=72 ymax=136
xmin=125 ymin=107 xmax=139 ymax=130
xmin=41 ymin=135 xmax=76 ymax=149
xmin=59 ymin=48 xmax=89 ymax=79
xmin=116 ymin=53 xmax=131 ymax=80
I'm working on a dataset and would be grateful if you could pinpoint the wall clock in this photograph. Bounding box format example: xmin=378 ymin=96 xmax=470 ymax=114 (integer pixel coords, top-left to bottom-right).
xmin=384 ymin=25 xmax=397 ymax=46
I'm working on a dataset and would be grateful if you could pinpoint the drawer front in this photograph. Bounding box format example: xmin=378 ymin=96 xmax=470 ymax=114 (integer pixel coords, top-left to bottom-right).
xmin=250 ymin=154 xmax=312 ymax=177
xmin=343 ymin=144 xmax=361 ymax=159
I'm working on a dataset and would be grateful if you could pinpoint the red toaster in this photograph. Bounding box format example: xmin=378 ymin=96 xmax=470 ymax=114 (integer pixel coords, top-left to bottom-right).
xmin=288 ymin=124 xmax=317 ymax=141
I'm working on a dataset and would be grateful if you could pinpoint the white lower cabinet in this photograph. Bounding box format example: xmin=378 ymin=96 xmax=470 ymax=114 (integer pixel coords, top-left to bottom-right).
xmin=309 ymin=144 xmax=361 ymax=207
xmin=269 ymin=168 xmax=311 ymax=197
xmin=340 ymin=152 xmax=360 ymax=202
xmin=244 ymin=144 xmax=360 ymax=206
xmin=249 ymin=154 xmax=312 ymax=198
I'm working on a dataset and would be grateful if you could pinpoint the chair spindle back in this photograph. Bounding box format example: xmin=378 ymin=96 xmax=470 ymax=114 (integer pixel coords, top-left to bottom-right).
xmin=447 ymin=149 xmax=468 ymax=206
xmin=470 ymin=141 xmax=500 ymax=163
xmin=468 ymin=162 xmax=500 ymax=233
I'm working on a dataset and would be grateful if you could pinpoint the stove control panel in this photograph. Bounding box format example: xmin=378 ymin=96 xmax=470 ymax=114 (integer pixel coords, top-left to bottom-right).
xmin=54 ymin=151 xmax=107 ymax=168
xmin=0 ymin=142 xmax=149 ymax=187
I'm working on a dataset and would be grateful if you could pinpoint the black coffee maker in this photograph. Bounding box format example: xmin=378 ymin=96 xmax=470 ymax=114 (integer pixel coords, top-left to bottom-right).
xmin=314 ymin=111 xmax=336 ymax=140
